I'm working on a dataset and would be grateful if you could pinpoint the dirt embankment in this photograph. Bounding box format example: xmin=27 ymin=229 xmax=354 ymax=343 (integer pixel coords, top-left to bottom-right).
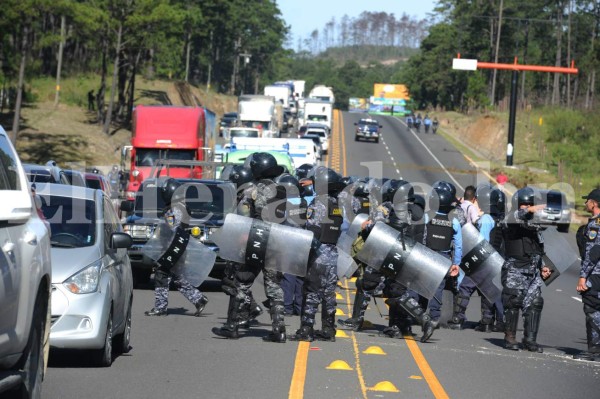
xmin=14 ymin=81 xmax=237 ymax=171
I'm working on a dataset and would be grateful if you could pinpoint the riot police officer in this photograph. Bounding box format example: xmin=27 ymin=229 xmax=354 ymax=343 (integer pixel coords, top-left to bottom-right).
xmin=220 ymin=165 xmax=264 ymax=328
xmin=424 ymin=185 xmax=462 ymax=329
xmin=145 ymin=178 xmax=208 ymax=317
xmin=213 ymin=152 xmax=288 ymax=342
xmin=574 ymin=189 xmax=600 ymax=361
xmin=502 ymin=187 xmax=551 ymax=352
xmin=290 ymin=167 xmax=347 ymax=342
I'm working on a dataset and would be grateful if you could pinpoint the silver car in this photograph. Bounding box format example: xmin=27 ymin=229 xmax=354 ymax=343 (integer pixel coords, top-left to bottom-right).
xmin=36 ymin=183 xmax=133 ymax=367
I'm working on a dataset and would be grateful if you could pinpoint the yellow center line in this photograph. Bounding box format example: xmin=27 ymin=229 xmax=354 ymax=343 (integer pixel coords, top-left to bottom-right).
xmin=404 ymin=336 xmax=450 ymax=399
xmin=343 ymin=278 xmax=369 ymax=399
xmin=339 ymin=110 xmax=348 ymax=176
xmin=289 ymin=341 xmax=310 ymax=399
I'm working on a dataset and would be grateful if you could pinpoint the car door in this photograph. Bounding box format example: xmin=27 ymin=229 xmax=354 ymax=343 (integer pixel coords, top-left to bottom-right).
xmin=102 ymin=195 xmax=125 ymax=328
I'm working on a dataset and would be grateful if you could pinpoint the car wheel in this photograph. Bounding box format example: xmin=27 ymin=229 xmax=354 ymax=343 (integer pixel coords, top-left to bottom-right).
xmin=16 ymin=292 xmax=45 ymax=399
xmin=355 ymin=136 xmax=359 ymax=142
xmin=374 ymin=138 xmax=379 ymax=144
xmin=557 ymin=223 xmax=570 ymax=233
xmin=93 ymin=312 xmax=113 ymax=367
xmin=114 ymin=297 xmax=132 ymax=354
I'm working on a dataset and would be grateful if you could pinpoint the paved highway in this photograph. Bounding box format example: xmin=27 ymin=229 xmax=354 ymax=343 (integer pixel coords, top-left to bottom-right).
xmin=43 ymin=111 xmax=600 ymax=399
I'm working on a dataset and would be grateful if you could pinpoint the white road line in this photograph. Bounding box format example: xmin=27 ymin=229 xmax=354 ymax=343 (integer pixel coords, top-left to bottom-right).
xmin=394 ymin=118 xmax=464 ymax=192
xmin=572 ymin=296 xmax=582 ymax=302
xmin=381 ymin=136 xmax=401 ymax=179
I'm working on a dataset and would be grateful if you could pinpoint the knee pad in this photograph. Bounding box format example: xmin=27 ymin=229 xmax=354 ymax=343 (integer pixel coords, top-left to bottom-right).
xmin=384 ymin=281 xmax=405 ymax=299
xmin=362 ymin=279 xmax=380 ymax=292
xmin=503 ymin=291 xmax=524 ymax=310
xmin=531 ymin=296 xmax=544 ymax=311
xmin=235 ymin=270 xmax=257 ymax=285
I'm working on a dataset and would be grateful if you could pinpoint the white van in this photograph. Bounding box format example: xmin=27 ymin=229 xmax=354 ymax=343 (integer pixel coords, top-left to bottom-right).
xmin=229 ymin=137 xmax=318 ymax=168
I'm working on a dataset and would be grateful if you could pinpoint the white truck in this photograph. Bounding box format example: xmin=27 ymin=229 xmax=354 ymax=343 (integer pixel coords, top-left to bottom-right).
xmin=291 ymin=80 xmax=306 ymax=100
xmin=264 ymin=85 xmax=291 ymax=109
xmin=309 ymin=85 xmax=335 ymax=104
xmin=229 ymin=136 xmax=318 ymax=168
xmin=304 ymin=99 xmax=333 ymax=131
xmin=237 ymin=95 xmax=280 ymax=138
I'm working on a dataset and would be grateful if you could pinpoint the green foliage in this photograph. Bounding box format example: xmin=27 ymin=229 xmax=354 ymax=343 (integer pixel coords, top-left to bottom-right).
xmin=465 ymin=72 xmax=489 ymax=110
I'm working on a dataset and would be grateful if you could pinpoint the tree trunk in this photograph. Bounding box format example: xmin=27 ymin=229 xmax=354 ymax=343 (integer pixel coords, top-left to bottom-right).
xmin=98 ymin=34 xmax=108 ymax=125
xmin=490 ymin=0 xmax=504 ymax=106
xmin=185 ymin=31 xmax=191 ymax=83
xmin=520 ymin=22 xmax=530 ymax=105
xmin=566 ymin=0 xmax=572 ymax=108
xmin=103 ymin=22 xmax=123 ymax=135
xmin=54 ymin=15 xmax=66 ymax=108
xmin=126 ymin=50 xmax=142 ymax=126
xmin=10 ymin=23 xmax=28 ymax=144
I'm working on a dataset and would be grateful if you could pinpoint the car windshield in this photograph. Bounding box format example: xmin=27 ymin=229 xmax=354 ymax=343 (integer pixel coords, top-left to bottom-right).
xmin=40 ymin=195 xmax=96 ymax=248
xmin=230 ymin=129 xmax=259 ymax=138
xmin=546 ymin=191 xmax=564 ymax=208
xmin=307 ymin=115 xmax=327 ymax=122
xmin=86 ymin=178 xmax=102 ymax=190
xmin=307 ymin=130 xmax=326 ymax=138
xmin=135 ymin=149 xmax=196 ymax=167
xmin=27 ymin=171 xmax=54 ymax=183
xmin=241 ymin=121 xmax=271 ymax=130
xmin=359 ymin=121 xmax=379 ymax=131
xmin=133 ymin=182 xmax=235 ymax=219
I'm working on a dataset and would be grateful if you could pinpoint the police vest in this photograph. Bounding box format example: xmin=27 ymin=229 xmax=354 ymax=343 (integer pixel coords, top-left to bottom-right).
xmin=319 ymin=197 xmax=344 ymax=244
xmin=252 ymin=179 xmax=280 ymax=221
xmin=503 ymin=223 xmax=542 ymax=260
xmin=357 ymin=197 xmax=370 ymax=215
xmin=286 ymin=198 xmax=308 ymax=227
xmin=488 ymin=216 xmax=505 ymax=256
xmin=426 ymin=213 xmax=454 ymax=251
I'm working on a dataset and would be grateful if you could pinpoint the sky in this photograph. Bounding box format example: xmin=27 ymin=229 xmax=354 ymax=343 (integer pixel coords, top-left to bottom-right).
xmin=276 ymin=0 xmax=438 ymax=48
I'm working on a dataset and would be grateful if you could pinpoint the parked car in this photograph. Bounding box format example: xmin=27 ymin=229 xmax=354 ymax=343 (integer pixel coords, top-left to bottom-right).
xmin=354 ymin=118 xmax=382 ymax=143
xmin=0 ymin=125 xmax=52 ymax=397
xmin=219 ymin=112 xmax=238 ymax=137
xmin=36 ymin=183 xmax=133 ymax=367
xmin=121 ymin=178 xmax=237 ymax=283
xmin=304 ymin=125 xmax=329 ymax=153
xmin=64 ymin=169 xmax=87 ymax=187
xmin=535 ymin=189 xmax=572 ymax=232
xmin=23 ymin=161 xmax=71 ymax=185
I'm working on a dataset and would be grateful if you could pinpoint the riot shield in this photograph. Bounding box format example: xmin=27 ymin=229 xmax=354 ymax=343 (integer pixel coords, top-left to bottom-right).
xmin=143 ymin=222 xmax=216 ymax=286
xmin=337 ymin=213 xmax=368 ymax=256
xmin=356 ymin=222 xmax=450 ymax=299
xmin=336 ymin=249 xmax=358 ymax=279
xmin=541 ymin=227 xmax=579 ymax=286
xmin=460 ymin=223 xmax=503 ymax=303
xmin=212 ymin=213 xmax=313 ymax=277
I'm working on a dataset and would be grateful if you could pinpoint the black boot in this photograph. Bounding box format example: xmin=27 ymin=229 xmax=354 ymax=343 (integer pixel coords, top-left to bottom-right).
xmin=145 ymin=307 xmax=167 ymax=316
xmin=573 ymin=345 xmax=600 ymax=361
xmin=290 ymin=325 xmax=315 ymax=342
xmin=262 ymin=301 xmax=286 ymax=343
xmin=194 ymin=294 xmax=209 ymax=317
xmin=446 ymin=293 xmax=469 ymax=330
xmin=380 ymin=298 xmax=403 ymax=338
xmin=522 ymin=297 xmax=543 ymax=353
xmin=474 ymin=318 xmax=494 ymax=333
xmin=338 ymin=282 xmax=367 ymax=331
xmin=504 ymin=308 xmax=520 ymax=351
xmin=212 ymin=296 xmax=240 ymax=339
xmin=394 ymin=294 xmax=436 ymax=342
xmin=315 ymin=311 xmax=336 ymax=342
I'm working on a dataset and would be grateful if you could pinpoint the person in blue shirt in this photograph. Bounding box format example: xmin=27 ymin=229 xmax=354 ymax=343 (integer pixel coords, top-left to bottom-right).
xmin=423 ymin=184 xmax=462 ymax=328
xmin=423 ymin=115 xmax=432 ymax=133
xmin=447 ymin=184 xmax=506 ymax=331
xmin=406 ymin=114 xmax=414 ymax=129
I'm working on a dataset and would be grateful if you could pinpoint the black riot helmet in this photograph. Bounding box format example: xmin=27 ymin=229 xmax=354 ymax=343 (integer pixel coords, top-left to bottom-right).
xmin=413 ymin=193 xmax=426 ymax=211
xmin=353 ymin=180 xmax=369 ymax=198
xmin=247 ymin=152 xmax=284 ymax=179
xmin=382 ymin=179 xmax=415 ymax=204
xmin=513 ymin=186 xmax=539 ymax=208
xmin=227 ymin=165 xmax=254 ymax=188
xmin=274 ymin=173 xmax=301 ymax=198
xmin=161 ymin=178 xmax=182 ymax=206
xmin=295 ymin=163 xmax=315 ymax=180
xmin=313 ymin=166 xmax=345 ymax=196
xmin=429 ymin=186 xmax=454 ymax=214
xmin=432 ymin=180 xmax=457 ymax=201
xmin=341 ymin=175 xmax=359 ymax=187
xmin=476 ymin=184 xmax=506 ymax=217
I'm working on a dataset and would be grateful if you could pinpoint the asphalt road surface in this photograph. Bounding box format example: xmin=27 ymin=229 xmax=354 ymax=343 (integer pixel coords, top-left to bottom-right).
xmin=43 ymin=110 xmax=600 ymax=399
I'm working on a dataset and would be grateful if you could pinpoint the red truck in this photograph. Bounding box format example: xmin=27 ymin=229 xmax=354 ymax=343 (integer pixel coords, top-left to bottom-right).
xmin=122 ymin=105 xmax=216 ymax=200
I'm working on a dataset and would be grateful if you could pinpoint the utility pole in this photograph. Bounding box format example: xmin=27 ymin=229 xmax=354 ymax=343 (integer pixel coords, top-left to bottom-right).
xmin=490 ymin=0 xmax=504 ymax=106
xmin=54 ymin=15 xmax=66 ymax=107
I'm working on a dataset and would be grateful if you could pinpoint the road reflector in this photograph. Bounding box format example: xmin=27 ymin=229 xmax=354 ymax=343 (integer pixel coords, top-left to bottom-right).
xmin=409 ymin=375 xmax=423 ymax=380
xmin=326 ymin=360 xmax=353 ymax=370
xmin=349 ymin=277 xmax=357 ymax=283
xmin=369 ymin=381 xmax=399 ymax=392
xmin=363 ymin=346 xmax=386 ymax=355
xmin=336 ymin=308 xmax=345 ymax=316
xmin=309 ymin=347 xmax=321 ymax=351
xmin=335 ymin=329 xmax=349 ymax=338
xmin=336 ymin=292 xmax=343 ymax=300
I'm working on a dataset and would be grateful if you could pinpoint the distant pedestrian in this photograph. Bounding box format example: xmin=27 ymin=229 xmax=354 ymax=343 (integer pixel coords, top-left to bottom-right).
xmin=496 ymin=171 xmax=508 ymax=188
xmin=88 ymin=90 xmax=95 ymax=111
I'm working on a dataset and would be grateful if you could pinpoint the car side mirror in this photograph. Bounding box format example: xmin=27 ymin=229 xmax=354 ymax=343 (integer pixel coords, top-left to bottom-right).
xmin=120 ymin=200 xmax=134 ymax=213
xmin=111 ymin=232 xmax=133 ymax=249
